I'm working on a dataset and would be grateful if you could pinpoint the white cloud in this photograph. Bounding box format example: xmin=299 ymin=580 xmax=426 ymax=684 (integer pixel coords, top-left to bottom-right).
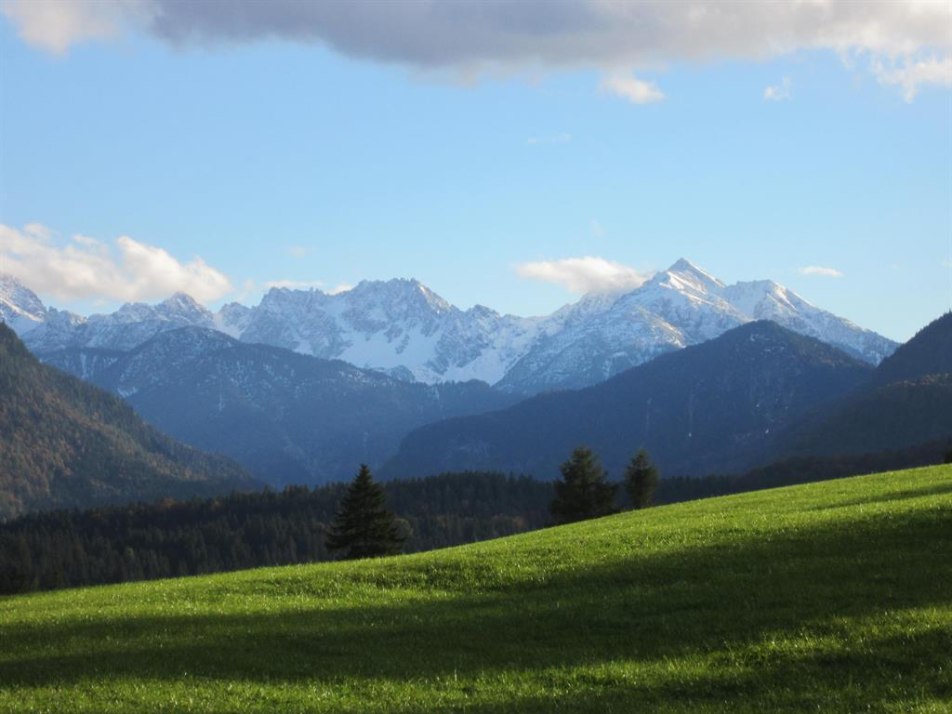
xmin=516 ymin=256 xmax=650 ymax=294
xmin=0 ymin=223 xmax=233 ymax=303
xmin=5 ymin=1 xmax=949 ymax=101
xmin=873 ymin=55 xmax=952 ymax=102
xmin=527 ymin=132 xmax=572 ymax=145
xmin=764 ymin=76 xmax=792 ymax=101
xmin=600 ymin=72 xmax=665 ymax=104
xmin=0 ymin=0 xmax=149 ymax=54
xmin=799 ymin=265 xmax=844 ymax=278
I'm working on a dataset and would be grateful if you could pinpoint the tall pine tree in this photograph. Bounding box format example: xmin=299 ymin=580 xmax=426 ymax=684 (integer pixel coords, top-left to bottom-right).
xmin=550 ymin=446 xmax=617 ymax=524
xmin=625 ymin=449 xmax=659 ymax=509
xmin=326 ymin=465 xmax=404 ymax=559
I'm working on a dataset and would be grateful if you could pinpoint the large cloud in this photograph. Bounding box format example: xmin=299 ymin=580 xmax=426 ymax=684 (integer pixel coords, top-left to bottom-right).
xmin=3 ymin=1 xmax=950 ymax=99
xmin=516 ymin=256 xmax=650 ymax=294
xmin=0 ymin=223 xmax=233 ymax=303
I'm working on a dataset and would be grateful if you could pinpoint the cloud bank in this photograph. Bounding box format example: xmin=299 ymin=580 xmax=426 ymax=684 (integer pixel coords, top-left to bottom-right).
xmin=0 ymin=223 xmax=233 ymax=303
xmin=3 ymin=0 xmax=950 ymax=100
xmin=516 ymin=256 xmax=650 ymax=294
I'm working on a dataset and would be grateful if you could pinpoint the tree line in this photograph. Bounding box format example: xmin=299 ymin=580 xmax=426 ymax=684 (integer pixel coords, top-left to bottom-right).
xmin=3 ymin=436 xmax=948 ymax=594
xmin=0 ymin=472 xmax=552 ymax=594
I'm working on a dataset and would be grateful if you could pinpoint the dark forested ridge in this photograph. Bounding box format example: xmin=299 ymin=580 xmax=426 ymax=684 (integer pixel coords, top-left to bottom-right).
xmin=0 ymin=324 xmax=257 ymax=519
xmin=763 ymin=313 xmax=952 ymax=462
xmin=384 ymin=321 xmax=872 ymax=480
xmin=870 ymin=311 xmax=952 ymax=386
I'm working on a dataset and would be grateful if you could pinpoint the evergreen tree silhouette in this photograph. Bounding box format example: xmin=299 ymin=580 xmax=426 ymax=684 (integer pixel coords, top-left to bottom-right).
xmin=326 ymin=465 xmax=404 ymax=559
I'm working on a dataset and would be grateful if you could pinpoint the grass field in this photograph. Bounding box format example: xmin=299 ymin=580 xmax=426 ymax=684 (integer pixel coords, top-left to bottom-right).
xmin=1 ymin=465 xmax=951 ymax=713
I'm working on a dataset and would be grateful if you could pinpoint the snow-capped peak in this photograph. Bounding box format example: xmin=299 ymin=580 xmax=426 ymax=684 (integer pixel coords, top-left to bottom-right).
xmin=0 ymin=273 xmax=47 ymax=334
xmin=11 ymin=262 xmax=897 ymax=394
xmin=656 ymin=258 xmax=727 ymax=293
xmin=157 ymin=292 xmax=213 ymax=322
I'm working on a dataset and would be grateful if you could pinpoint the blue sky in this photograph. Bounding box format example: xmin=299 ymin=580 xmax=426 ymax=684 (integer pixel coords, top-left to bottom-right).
xmin=0 ymin=1 xmax=950 ymax=341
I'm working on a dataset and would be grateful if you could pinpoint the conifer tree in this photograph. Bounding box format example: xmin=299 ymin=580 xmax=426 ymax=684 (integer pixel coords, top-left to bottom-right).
xmin=550 ymin=446 xmax=617 ymax=524
xmin=625 ymin=449 xmax=660 ymax=509
xmin=325 ymin=465 xmax=404 ymax=559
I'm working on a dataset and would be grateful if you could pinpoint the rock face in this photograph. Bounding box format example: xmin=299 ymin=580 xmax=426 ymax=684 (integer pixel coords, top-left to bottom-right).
xmin=1 ymin=260 xmax=896 ymax=394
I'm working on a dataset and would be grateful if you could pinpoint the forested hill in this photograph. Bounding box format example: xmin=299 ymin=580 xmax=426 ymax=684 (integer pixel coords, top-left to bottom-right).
xmin=766 ymin=312 xmax=952 ymax=461
xmin=0 ymin=324 xmax=256 ymax=519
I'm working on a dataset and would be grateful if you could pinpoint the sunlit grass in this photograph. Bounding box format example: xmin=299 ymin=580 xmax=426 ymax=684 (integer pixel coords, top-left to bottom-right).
xmin=2 ymin=465 xmax=950 ymax=712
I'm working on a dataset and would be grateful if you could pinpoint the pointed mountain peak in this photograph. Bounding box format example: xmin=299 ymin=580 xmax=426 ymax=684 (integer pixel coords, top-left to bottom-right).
xmin=161 ymin=291 xmax=202 ymax=308
xmin=654 ymin=258 xmax=725 ymax=293
xmin=157 ymin=292 xmax=213 ymax=321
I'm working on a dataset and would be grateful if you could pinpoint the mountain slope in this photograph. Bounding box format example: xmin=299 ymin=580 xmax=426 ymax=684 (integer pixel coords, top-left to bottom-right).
xmin=870 ymin=311 xmax=952 ymax=386
xmin=0 ymin=275 xmax=45 ymax=335
xmin=766 ymin=312 xmax=952 ymax=461
xmin=0 ymin=324 xmax=256 ymax=519
xmin=385 ymin=321 xmax=872 ymax=480
xmin=44 ymin=327 xmax=519 ymax=486
xmin=2 ymin=466 xmax=949 ymax=712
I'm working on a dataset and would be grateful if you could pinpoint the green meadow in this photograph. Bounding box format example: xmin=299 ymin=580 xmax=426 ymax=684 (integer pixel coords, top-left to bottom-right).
xmin=1 ymin=465 xmax=950 ymax=713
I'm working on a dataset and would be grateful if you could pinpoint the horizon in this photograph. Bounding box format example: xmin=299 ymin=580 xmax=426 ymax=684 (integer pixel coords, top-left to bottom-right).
xmin=1 ymin=2 xmax=950 ymax=342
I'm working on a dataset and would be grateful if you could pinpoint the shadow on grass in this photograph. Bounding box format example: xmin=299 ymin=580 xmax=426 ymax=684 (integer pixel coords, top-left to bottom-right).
xmin=1 ymin=506 xmax=950 ymax=709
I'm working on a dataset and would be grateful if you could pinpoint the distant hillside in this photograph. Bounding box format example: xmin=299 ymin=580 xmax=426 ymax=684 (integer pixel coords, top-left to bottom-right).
xmin=43 ymin=327 xmax=519 ymax=486
xmin=0 ymin=324 xmax=256 ymax=519
xmin=384 ymin=321 xmax=871 ymax=480
xmin=767 ymin=313 xmax=952 ymax=462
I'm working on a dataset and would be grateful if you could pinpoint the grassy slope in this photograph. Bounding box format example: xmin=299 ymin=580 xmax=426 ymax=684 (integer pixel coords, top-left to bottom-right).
xmin=1 ymin=466 xmax=950 ymax=713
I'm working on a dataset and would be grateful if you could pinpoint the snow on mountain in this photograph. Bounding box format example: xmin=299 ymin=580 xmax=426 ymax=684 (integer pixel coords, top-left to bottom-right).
xmin=238 ymin=279 xmax=541 ymax=384
xmin=719 ymin=279 xmax=893 ymax=364
xmin=497 ymin=259 xmax=896 ymax=393
xmin=18 ymin=291 xmax=216 ymax=354
xmin=0 ymin=274 xmax=47 ymax=335
xmin=3 ymin=262 xmax=897 ymax=394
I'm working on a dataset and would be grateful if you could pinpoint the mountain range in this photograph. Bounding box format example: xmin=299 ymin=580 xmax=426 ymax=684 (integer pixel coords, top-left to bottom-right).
xmin=383 ymin=321 xmax=874 ymax=480
xmin=384 ymin=313 xmax=952 ymax=481
xmin=40 ymin=327 xmax=518 ymax=486
xmin=2 ymin=260 xmax=896 ymax=394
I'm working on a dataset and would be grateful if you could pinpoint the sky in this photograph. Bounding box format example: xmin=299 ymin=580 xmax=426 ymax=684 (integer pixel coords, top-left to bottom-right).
xmin=0 ymin=1 xmax=950 ymax=342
